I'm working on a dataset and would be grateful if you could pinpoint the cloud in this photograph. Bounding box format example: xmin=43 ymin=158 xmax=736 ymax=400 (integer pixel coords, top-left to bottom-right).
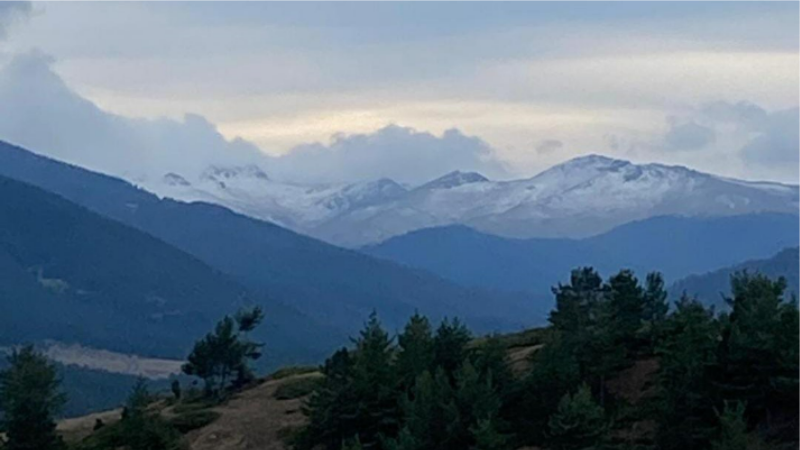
xmin=535 ymin=139 xmax=563 ymax=154
xmin=272 ymin=125 xmax=508 ymax=184
xmin=0 ymin=51 xmax=510 ymax=186
xmin=663 ymin=119 xmax=716 ymax=151
xmin=0 ymin=2 xmax=30 ymax=40
xmin=0 ymin=51 xmax=265 ymax=180
xmin=741 ymin=107 xmax=799 ymax=167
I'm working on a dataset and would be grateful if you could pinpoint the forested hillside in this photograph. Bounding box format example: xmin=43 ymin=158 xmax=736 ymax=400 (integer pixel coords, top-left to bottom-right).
xmin=0 ymin=140 xmax=540 ymax=337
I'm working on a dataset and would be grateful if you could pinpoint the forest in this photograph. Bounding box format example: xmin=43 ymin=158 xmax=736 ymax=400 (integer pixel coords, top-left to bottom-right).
xmin=1 ymin=269 xmax=798 ymax=450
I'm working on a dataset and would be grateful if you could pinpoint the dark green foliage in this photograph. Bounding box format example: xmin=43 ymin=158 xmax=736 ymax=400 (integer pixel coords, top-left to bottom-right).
xmin=0 ymin=345 xmax=66 ymax=450
xmin=395 ymin=313 xmax=434 ymax=389
xmin=274 ymin=376 xmax=324 ymax=400
xmin=714 ymin=272 xmax=799 ymax=442
xmin=268 ymin=365 xmax=320 ymax=380
xmin=433 ymin=318 xmax=472 ymax=377
xmin=711 ymin=402 xmax=749 ymax=450
xmin=546 ymin=384 xmax=607 ymax=450
xmin=171 ymin=380 xmax=181 ymax=400
xmin=182 ymin=306 xmax=264 ymax=397
xmin=168 ymin=410 xmax=221 ymax=433
xmin=470 ymin=417 xmax=510 ymax=450
xmin=654 ymin=295 xmax=719 ymax=449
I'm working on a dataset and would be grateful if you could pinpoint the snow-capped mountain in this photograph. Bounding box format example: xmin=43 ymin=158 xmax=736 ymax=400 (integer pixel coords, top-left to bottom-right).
xmin=142 ymin=155 xmax=799 ymax=247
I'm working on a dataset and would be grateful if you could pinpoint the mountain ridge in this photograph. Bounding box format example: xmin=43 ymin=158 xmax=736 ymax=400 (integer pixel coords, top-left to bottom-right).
xmin=142 ymin=153 xmax=798 ymax=247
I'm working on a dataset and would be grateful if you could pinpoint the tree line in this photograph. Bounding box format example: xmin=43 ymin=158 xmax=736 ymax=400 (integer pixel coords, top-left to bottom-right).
xmin=295 ymin=269 xmax=799 ymax=450
xmin=0 ymin=269 xmax=797 ymax=450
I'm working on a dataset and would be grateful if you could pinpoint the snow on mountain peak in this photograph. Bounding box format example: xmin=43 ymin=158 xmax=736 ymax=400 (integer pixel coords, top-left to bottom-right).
xmin=419 ymin=170 xmax=489 ymax=190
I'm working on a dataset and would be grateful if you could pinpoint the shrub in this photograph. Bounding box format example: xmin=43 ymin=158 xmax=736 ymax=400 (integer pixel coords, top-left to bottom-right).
xmin=169 ymin=410 xmax=221 ymax=433
xmin=273 ymin=375 xmax=323 ymax=400
xmin=267 ymin=365 xmax=319 ymax=380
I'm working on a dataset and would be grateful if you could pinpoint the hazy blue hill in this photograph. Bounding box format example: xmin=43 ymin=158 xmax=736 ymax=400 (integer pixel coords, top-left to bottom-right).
xmin=670 ymin=247 xmax=799 ymax=310
xmin=0 ymin=175 xmax=264 ymax=358
xmin=363 ymin=214 xmax=799 ymax=298
xmin=0 ymin=140 xmax=539 ymax=342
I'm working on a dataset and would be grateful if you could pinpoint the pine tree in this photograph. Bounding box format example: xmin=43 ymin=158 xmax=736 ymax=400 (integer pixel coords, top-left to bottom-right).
xmin=711 ymin=402 xmax=749 ymax=450
xmin=119 ymin=378 xmax=181 ymax=450
xmin=606 ymin=269 xmax=645 ymax=353
xmin=396 ymin=312 xmax=434 ymax=389
xmin=547 ymin=384 xmax=607 ymax=450
xmin=655 ymin=295 xmax=719 ymax=450
xmin=182 ymin=306 xmax=264 ymax=397
xmin=470 ymin=335 xmax=514 ymax=401
xmin=433 ymin=317 xmax=472 ymax=378
xmin=641 ymin=272 xmax=669 ymax=351
xmin=549 ymin=267 xmax=605 ymax=336
xmin=470 ymin=417 xmax=510 ymax=450
xmin=0 ymin=345 xmax=66 ymax=450
xmin=299 ymin=348 xmax=359 ymax=450
xmin=715 ymin=273 xmax=799 ymax=439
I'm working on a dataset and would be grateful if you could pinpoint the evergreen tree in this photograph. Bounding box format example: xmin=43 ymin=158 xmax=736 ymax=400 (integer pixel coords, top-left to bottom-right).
xmin=341 ymin=436 xmax=364 ymax=450
xmin=512 ymin=332 xmax=581 ymax=445
xmin=711 ymin=402 xmax=749 ymax=450
xmin=547 ymin=384 xmax=607 ymax=450
xmin=655 ymin=295 xmax=719 ymax=450
xmin=433 ymin=318 xmax=472 ymax=378
xmin=182 ymin=306 xmax=264 ymax=397
xmin=640 ymin=272 xmax=669 ymax=350
xmin=350 ymin=312 xmax=399 ymax=448
xmin=470 ymin=417 xmax=510 ymax=450
xmin=0 ymin=345 xmax=66 ymax=450
xmin=715 ymin=273 xmax=799 ymax=440
xmin=396 ymin=312 xmax=434 ymax=389
xmin=470 ymin=335 xmax=514 ymax=401
xmin=299 ymin=348 xmax=359 ymax=450
xmin=606 ymin=269 xmax=645 ymax=353
xmin=549 ymin=267 xmax=605 ymax=336
xmin=119 ymin=378 xmax=181 ymax=450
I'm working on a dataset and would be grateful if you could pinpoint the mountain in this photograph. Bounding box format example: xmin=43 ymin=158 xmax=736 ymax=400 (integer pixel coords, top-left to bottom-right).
xmin=670 ymin=247 xmax=800 ymax=310
xmin=0 ymin=140 xmax=541 ymax=343
xmin=363 ymin=214 xmax=799 ymax=300
xmin=0 ymin=174 xmax=252 ymax=358
xmin=144 ymin=154 xmax=798 ymax=247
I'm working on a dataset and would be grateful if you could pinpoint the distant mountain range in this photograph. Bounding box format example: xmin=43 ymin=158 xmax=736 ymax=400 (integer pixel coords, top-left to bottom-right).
xmin=363 ymin=214 xmax=799 ymax=304
xmin=0 ymin=140 xmax=540 ymax=361
xmin=670 ymin=247 xmax=799 ymax=310
xmin=144 ymin=154 xmax=798 ymax=247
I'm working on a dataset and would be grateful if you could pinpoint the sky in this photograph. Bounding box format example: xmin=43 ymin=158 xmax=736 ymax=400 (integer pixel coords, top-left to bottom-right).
xmin=0 ymin=2 xmax=797 ymax=184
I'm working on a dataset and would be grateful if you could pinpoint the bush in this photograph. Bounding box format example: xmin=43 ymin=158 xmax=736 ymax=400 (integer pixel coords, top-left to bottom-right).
xmin=169 ymin=410 xmax=221 ymax=433
xmin=171 ymin=398 xmax=218 ymax=415
xmin=267 ymin=365 xmax=319 ymax=380
xmin=273 ymin=375 xmax=323 ymax=400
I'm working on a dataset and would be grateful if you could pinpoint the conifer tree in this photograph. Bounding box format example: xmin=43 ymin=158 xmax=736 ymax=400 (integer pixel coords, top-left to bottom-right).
xmin=0 ymin=345 xmax=66 ymax=450
xmin=396 ymin=312 xmax=434 ymax=389
xmin=715 ymin=273 xmax=799 ymax=438
xmin=711 ymin=402 xmax=749 ymax=450
xmin=606 ymin=269 xmax=645 ymax=353
xmin=641 ymin=272 xmax=669 ymax=350
xmin=655 ymin=295 xmax=719 ymax=450
xmin=433 ymin=317 xmax=472 ymax=378
xmin=350 ymin=312 xmax=399 ymax=448
xmin=470 ymin=417 xmax=510 ymax=450
xmin=546 ymin=384 xmax=607 ymax=450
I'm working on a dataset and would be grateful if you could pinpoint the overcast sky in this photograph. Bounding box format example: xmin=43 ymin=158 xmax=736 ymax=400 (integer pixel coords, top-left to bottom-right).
xmin=0 ymin=2 xmax=797 ymax=184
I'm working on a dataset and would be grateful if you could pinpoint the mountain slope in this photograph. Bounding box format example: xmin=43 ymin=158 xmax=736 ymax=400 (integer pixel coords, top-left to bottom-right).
xmin=146 ymin=154 xmax=798 ymax=247
xmin=670 ymin=247 xmax=800 ymax=310
xmin=0 ymin=174 xmax=250 ymax=358
xmin=0 ymin=140 xmax=541 ymax=339
xmin=363 ymin=213 xmax=799 ymax=299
